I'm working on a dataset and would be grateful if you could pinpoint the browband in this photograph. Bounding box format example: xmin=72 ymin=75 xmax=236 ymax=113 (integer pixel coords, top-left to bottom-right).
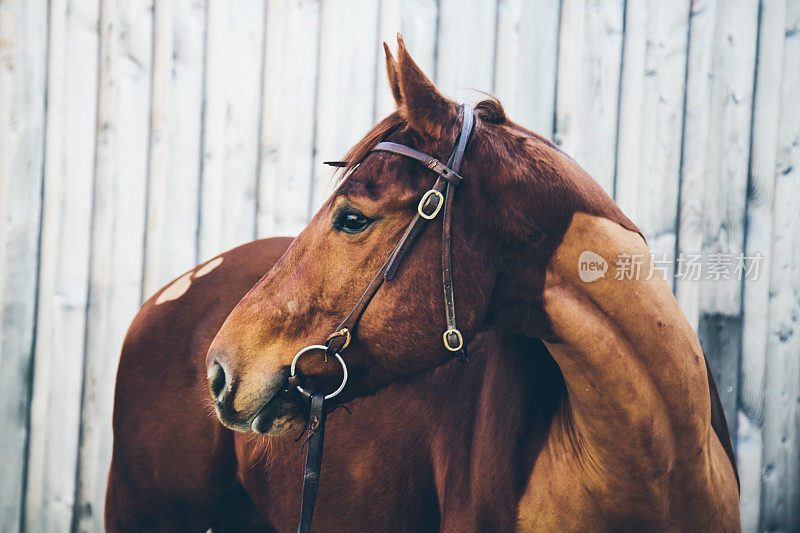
xmin=371 ymin=142 xmax=463 ymax=186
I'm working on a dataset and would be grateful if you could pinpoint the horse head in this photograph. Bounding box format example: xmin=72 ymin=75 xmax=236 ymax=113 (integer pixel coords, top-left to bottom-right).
xmin=206 ymin=35 xmax=636 ymax=435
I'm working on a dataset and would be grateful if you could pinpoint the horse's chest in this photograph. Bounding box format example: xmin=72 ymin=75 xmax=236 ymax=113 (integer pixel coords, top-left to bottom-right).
xmin=511 ymin=430 xmax=620 ymax=531
xmin=239 ymin=430 xmax=440 ymax=532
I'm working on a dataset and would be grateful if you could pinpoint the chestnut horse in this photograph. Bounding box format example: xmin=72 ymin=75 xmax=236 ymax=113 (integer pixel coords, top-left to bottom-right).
xmin=107 ymin=38 xmax=739 ymax=530
xmin=205 ymin=37 xmax=739 ymax=529
xmin=107 ymin=238 xmax=570 ymax=531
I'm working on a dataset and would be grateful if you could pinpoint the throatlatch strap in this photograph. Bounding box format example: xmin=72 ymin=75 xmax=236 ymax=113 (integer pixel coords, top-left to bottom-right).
xmin=298 ymin=394 xmax=327 ymax=533
xmin=441 ymin=104 xmax=473 ymax=362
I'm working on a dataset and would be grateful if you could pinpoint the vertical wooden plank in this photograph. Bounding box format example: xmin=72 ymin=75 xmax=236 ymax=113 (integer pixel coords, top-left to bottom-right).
xmin=554 ymin=0 xmax=624 ymax=194
xmin=374 ymin=0 xmax=439 ymax=119
xmin=256 ymin=0 xmax=320 ymax=238
xmin=759 ymin=1 xmax=800 ymax=527
xmin=675 ymin=0 xmax=714 ymax=332
xmin=142 ymin=0 xmax=205 ymax=297
xmin=198 ymin=0 xmax=227 ymax=258
xmin=24 ymin=0 xmax=100 ymax=529
xmin=143 ymin=0 xmax=172 ymax=297
xmin=696 ymin=0 xmax=759 ymax=443
xmin=199 ymin=0 xmax=266 ymax=261
xmin=310 ymin=0 xmax=380 ymax=210
xmin=737 ymin=1 xmax=786 ymax=529
xmin=677 ymin=0 xmax=759 ymax=442
xmin=73 ymin=0 xmax=152 ymax=529
xmin=436 ymin=0 xmax=497 ymax=102
xmin=0 ymin=0 xmax=48 ymax=529
xmin=614 ymin=0 xmax=690 ymax=289
xmin=493 ymin=0 xmax=561 ymax=137
xmin=375 ymin=0 xmax=403 ymax=120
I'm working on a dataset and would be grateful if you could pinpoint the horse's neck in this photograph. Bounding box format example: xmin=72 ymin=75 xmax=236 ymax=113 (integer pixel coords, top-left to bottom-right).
xmin=539 ymin=212 xmax=713 ymax=479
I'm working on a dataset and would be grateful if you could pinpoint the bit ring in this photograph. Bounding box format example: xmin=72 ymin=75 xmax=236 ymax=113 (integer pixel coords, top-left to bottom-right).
xmin=290 ymin=345 xmax=348 ymax=400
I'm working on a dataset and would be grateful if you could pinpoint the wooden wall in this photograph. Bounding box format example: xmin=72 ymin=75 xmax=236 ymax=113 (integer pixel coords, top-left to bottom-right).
xmin=0 ymin=0 xmax=797 ymax=531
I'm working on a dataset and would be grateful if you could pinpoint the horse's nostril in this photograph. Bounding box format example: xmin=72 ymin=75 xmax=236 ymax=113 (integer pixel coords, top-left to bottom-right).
xmin=208 ymin=361 xmax=227 ymax=400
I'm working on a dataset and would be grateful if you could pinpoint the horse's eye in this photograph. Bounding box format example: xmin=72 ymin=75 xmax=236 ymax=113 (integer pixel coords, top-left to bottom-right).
xmin=334 ymin=209 xmax=373 ymax=234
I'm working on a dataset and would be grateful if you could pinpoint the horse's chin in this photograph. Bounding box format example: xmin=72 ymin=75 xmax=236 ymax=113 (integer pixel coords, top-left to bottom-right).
xmin=249 ymin=390 xmax=305 ymax=435
xmin=251 ymin=409 xmax=304 ymax=435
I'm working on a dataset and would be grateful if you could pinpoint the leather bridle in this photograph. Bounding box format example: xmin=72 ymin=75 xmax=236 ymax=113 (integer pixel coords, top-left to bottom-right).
xmin=288 ymin=104 xmax=476 ymax=533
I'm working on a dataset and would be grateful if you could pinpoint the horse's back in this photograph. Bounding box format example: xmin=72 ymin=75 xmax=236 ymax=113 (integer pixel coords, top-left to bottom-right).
xmin=106 ymin=237 xmax=291 ymax=531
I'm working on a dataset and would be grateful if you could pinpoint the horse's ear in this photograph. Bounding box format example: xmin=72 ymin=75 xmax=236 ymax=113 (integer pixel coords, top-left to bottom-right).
xmin=395 ymin=34 xmax=457 ymax=141
xmin=384 ymin=42 xmax=403 ymax=108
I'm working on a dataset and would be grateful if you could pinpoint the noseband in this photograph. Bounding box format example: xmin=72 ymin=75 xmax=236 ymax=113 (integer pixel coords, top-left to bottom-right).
xmin=290 ymin=104 xmax=475 ymax=532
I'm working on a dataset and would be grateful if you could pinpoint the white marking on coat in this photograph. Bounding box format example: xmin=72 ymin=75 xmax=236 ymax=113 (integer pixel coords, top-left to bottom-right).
xmin=155 ymin=273 xmax=193 ymax=305
xmin=195 ymin=256 xmax=224 ymax=278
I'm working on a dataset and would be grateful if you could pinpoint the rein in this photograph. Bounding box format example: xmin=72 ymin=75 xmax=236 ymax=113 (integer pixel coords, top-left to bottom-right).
xmin=288 ymin=104 xmax=476 ymax=532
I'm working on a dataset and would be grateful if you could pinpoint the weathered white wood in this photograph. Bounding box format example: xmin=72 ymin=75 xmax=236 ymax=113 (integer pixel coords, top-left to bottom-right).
xmin=73 ymin=0 xmax=152 ymax=530
xmin=759 ymin=1 xmax=800 ymax=527
xmin=694 ymin=0 xmax=759 ymax=439
xmin=493 ymin=0 xmax=561 ymax=137
xmin=374 ymin=0 xmax=439 ymax=119
xmin=736 ymin=411 xmax=764 ymax=533
xmin=554 ymin=0 xmax=624 ymax=194
xmin=24 ymin=0 xmax=100 ymax=530
xmin=198 ymin=0 xmax=227 ymax=258
xmin=675 ymin=0 xmax=715 ymax=333
xmin=199 ymin=0 xmax=266 ymax=261
xmin=142 ymin=0 xmax=205 ymax=297
xmin=612 ymin=0 xmax=645 ymax=207
xmin=677 ymin=0 xmax=759 ymax=343
xmin=257 ymin=0 xmax=321 ymax=238
xmin=310 ymin=0 xmax=380 ymax=210
xmin=614 ymin=0 xmax=690 ymax=289
xmin=736 ymin=1 xmax=786 ymax=529
xmin=436 ymin=0 xmax=497 ymax=102
xmin=143 ymin=0 xmax=172 ymax=297
xmin=375 ymin=0 xmax=403 ymax=119
xmin=0 ymin=0 xmax=48 ymax=529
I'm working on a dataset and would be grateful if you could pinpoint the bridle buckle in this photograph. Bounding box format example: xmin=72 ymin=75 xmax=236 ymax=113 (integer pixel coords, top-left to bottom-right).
xmin=418 ymin=189 xmax=444 ymax=220
xmin=442 ymin=328 xmax=464 ymax=352
xmin=325 ymin=328 xmax=351 ymax=353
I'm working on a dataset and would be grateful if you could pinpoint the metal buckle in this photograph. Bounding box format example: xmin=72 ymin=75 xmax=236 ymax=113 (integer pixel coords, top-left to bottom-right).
xmin=325 ymin=328 xmax=351 ymax=353
xmin=418 ymin=189 xmax=444 ymax=220
xmin=290 ymin=345 xmax=348 ymax=400
xmin=442 ymin=329 xmax=464 ymax=352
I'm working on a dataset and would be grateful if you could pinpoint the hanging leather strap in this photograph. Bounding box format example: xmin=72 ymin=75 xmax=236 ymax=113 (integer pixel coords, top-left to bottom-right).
xmin=299 ymin=105 xmax=476 ymax=531
xmin=440 ymin=105 xmax=473 ymax=362
xmin=297 ymin=393 xmax=327 ymax=533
